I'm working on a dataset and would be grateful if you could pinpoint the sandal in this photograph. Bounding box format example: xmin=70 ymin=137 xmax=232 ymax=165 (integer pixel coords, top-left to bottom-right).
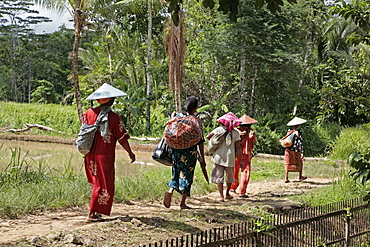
xmin=239 ymin=194 xmax=249 ymax=198
xmin=180 ymin=205 xmax=192 ymax=210
xmin=217 ymin=198 xmax=225 ymax=202
xmin=299 ymin=176 xmax=307 ymax=181
xmin=225 ymin=195 xmax=233 ymax=200
xmin=163 ymin=192 xmax=172 ymax=208
xmin=86 ymin=214 xmax=104 ymax=222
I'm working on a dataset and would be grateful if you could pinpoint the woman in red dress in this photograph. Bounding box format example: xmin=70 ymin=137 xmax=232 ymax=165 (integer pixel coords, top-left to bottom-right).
xmin=82 ymin=83 xmax=136 ymax=222
xmin=230 ymin=115 xmax=257 ymax=198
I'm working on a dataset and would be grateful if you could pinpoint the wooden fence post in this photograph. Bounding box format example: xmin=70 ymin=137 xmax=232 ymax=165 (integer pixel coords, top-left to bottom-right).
xmin=345 ymin=208 xmax=352 ymax=247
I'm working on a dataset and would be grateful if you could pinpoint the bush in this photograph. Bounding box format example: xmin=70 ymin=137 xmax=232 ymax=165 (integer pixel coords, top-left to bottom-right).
xmin=253 ymin=114 xmax=342 ymax=157
xmin=303 ymin=123 xmax=342 ymax=157
xmin=330 ymin=125 xmax=370 ymax=160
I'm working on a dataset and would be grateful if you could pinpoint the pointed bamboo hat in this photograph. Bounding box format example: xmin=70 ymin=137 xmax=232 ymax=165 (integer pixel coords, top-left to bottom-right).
xmin=86 ymin=83 xmax=127 ymax=100
xmin=239 ymin=115 xmax=258 ymax=125
xmin=287 ymin=117 xmax=307 ymax=126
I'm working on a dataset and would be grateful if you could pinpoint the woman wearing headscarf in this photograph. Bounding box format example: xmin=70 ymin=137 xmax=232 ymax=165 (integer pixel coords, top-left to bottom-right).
xmin=206 ymin=112 xmax=244 ymax=202
xmin=284 ymin=117 xmax=307 ymax=183
xmin=231 ymin=115 xmax=258 ymax=198
xmin=82 ymin=83 xmax=136 ymax=222
xmin=163 ymin=96 xmax=207 ymax=209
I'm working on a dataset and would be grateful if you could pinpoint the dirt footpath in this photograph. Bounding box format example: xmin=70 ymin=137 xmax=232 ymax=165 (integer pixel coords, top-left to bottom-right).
xmin=0 ymin=177 xmax=332 ymax=247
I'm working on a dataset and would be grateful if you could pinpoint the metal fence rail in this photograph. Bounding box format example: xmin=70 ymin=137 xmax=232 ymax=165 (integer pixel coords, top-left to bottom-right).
xmin=143 ymin=197 xmax=370 ymax=247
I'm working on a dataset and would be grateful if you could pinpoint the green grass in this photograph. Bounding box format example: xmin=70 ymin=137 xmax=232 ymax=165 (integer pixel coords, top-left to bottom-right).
xmin=290 ymin=171 xmax=369 ymax=207
xmin=0 ymin=147 xmax=89 ymax=218
xmin=0 ymin=101 xmax=80 ymax=138
xmin=330 ymin=125 xmax=370 ymax=160
xmin=115 ymin=163 xmax=212 ymax=202
xmin=0 ymin=146 xmax=369 ymax=218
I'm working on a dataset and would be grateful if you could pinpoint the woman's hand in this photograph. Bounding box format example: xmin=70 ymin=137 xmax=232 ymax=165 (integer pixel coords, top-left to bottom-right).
xmin=198 ymin=156 xmax=206 ymax=167
xmin=239 ymin=160 xmax=245 ymax=170
xmin=129 ymin=152 xmax=136 ymax=163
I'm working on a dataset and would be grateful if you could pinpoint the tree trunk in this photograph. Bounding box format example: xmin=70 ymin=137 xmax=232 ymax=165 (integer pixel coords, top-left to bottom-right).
xmin=168 ymin=11 xmax=185 ymax=113
xmin=249 ymin=65 xmax=258 ymax=116
xmin=73 ymin=9 xmax=84 ymax=123
xmin=239 ymin=48 xmax=246 ymax=103
xmin=146 ymin=0 xmax=153 ymax=133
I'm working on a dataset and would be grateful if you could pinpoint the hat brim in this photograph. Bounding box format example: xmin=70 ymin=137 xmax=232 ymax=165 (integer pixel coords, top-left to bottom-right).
xmin=86 ymin=83 xmax=127 ymax=100
xmin=239 ymin=114 xmax=258 ymax=124
xmin=287 ymin=117 xmax=307 ymax=126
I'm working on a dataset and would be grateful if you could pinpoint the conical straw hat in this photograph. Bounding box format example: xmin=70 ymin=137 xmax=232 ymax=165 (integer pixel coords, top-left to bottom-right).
xmin=287 ymin=117 xmax=307 ymax=126
xmin=86 ymin=83 xmax=127 ymax=100
xmin=239 ymin=115 xmax=258 ymax=125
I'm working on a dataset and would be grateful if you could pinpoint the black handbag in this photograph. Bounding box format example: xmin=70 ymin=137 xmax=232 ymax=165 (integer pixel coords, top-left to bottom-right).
xmin=152 ymin=138 xmax=173 ymax=166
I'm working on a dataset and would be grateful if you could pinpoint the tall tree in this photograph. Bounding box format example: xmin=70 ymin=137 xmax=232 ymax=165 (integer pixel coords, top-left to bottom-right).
xmin=35 ymin=0 xmax=117 ymax=121
xmin=145 ymin=0 xmax=153 ymax=132
xmin=0 ymin=0 xmax=50 ymax=102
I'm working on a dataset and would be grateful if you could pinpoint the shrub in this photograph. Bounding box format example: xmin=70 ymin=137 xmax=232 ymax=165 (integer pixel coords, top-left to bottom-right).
xmin=330 ymin=125 xmax=370 ymax=160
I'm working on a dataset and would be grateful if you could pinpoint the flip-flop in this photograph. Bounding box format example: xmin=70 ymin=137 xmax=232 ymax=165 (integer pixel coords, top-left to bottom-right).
xmin=239 ymin=194 xmax=249 ymax=198
xmin=225 ymin=195 xmax=233 ymax=200
xmin=217 ymin=198 xmax=225 ymax=202
xmin=285 ymin=180 xmax=290 ymax=183
xmin=180 ymin=205 xmax=192 ymax=210
xmin=299 ymin=176 xmax=307 ymax=181
xmin=163 ymin=192 xmax=172 ymax=208
xmin=86 ymin=215 xmax=104 ymax=222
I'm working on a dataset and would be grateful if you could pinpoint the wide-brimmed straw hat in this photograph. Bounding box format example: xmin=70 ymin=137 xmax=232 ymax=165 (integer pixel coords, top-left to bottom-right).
xmin=239 ymin=115 xmax=258 ymax=125
xmin=86 ymin=83 xmax=127 ymax=100
xmin=287 ymin=117 xmax=307 ymax=126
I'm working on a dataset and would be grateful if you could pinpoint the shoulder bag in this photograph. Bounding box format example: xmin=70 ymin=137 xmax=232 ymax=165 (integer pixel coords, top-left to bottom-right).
xmin=280 ymin=130 xmax=296 ymax=148
xmin=76 ymin=107 xmax=110 ymax=155
xmin=152 ymin=138 xmax=173 ymax=166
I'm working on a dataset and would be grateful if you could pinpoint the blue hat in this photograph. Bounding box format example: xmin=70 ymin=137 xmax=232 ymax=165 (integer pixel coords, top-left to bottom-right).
xmin=86 ymin=83 xmax=127 ymax=100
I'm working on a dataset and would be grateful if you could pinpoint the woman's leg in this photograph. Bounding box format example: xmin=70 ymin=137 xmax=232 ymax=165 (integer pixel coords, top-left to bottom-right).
xmin=230 ymin=157 xmax=240 ymax=192
xmin=217 ymin=183 xmax=224 ymax=200
xmin=225 ymin=167 xmax=234 ymax=199
xmin=180 ymin=193 xmax=190 ymax=209
xmin=239 ymin=169 xmax=250 ymax=195
xmin=285 ymin=170 xmax=290 ymax=183
xmin=163 ymin=188 xmax=173 ymax=208
xmin=225 ymin=182 xmax=233 ymax=199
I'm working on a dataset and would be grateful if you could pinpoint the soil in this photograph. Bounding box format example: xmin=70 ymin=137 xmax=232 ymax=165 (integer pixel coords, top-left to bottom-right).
xmin=0 ymin=134 xmax=333 ymax=247
xmin=0 ymin=178 xmax=333 ymax=247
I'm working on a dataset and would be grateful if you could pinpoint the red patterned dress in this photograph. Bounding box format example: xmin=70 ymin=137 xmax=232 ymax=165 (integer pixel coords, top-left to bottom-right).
xmin=82 ymin=106 xmax=130 ymax=216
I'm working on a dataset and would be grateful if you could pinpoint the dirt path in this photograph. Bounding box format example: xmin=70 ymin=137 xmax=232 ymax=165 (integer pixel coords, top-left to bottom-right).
xmin=0 ymin=177 xmax=332 ymax=247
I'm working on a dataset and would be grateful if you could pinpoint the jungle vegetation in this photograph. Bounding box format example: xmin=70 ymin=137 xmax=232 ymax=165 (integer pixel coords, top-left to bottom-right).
xmin=0 ymin=0 xmax=369 ymax=157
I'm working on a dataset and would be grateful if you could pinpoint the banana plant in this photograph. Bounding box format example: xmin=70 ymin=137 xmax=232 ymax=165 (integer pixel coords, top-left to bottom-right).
xmin=348 ymin=150 xmax=370 ymax=200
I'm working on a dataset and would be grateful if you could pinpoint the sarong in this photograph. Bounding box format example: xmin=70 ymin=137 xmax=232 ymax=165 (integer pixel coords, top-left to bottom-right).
xmin=284 ymin=149 xmax=303 ymax=172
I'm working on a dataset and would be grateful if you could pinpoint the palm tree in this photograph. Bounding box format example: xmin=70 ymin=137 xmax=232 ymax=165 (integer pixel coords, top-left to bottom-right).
xmin=35 ymin=0 xmax=106 ymax=121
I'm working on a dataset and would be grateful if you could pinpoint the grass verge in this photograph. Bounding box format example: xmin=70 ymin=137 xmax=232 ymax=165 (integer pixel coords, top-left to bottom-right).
xmin=0 ymin=147 xmax=367 ymax=218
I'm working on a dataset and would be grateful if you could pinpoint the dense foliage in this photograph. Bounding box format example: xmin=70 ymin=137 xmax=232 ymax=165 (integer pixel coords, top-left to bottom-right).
xmin=0 ymin=0 xmax=369 ymax=153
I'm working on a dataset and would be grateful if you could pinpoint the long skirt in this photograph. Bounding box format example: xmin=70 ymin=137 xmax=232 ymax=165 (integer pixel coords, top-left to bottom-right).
xmin=284 ymin=149 xmax=303 ymax=172
xmin=231 ymin=155 xmax=251 ymax=193
xmin=167 ymin=146 xmax=197 ymax=196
